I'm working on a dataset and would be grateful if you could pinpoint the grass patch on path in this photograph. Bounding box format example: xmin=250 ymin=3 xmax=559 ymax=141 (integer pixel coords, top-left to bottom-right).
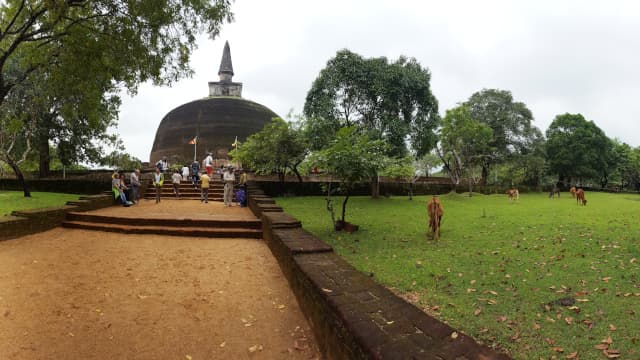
xmin=277 ymin=192 xmax=640 ymax=359
xmin=0 ymin=191 xmax=82 ymax=216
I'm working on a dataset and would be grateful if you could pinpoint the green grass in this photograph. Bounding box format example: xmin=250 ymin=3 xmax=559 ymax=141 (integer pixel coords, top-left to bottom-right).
xmin=276 ymin=192 xmax=640 ymax=359
xmin=0 ymin=191 xmax=82 ymax=216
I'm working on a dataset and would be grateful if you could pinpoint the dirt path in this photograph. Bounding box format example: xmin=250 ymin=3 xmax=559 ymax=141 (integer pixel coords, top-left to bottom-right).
xmin=0 ymin=202 xmax=319 ymax=359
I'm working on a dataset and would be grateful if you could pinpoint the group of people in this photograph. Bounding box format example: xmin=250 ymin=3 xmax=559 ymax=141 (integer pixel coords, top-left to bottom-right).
xmin=111 ymin=169 xmax=142 ymax=207
xmin=149 ymin=154 xmax=247 ymax=206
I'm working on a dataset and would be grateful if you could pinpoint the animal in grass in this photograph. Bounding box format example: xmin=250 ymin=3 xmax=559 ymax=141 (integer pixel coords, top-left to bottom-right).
xmin=549 ymin=185 xmax=560 ymax=198
xmin=506 ymin=188 xmax=519 ymax=201
xmin=426 ymin=196 xmax=444 ymax=240
xmin=575 ymin=189 xmax=587 ymax=206
xmin=569 ymin=186 xmax=577 ymax=198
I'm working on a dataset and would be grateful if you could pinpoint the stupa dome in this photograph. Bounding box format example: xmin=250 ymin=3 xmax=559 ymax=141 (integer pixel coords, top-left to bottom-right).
xmin=149 ymin=41 xmax=279 ymax=165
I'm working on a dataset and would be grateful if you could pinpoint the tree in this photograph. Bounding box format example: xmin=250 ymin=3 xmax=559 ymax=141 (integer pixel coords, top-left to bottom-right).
xmin=0 ymin=0 xmax=233 ymax=194
xmin=230 ymin=118 xmax=308 ymax=183
xmin=310 ymin=127 xmax=386 ymax=230
xmin=545 ymin=113 xmax=613 ymax=186
xmin=414 ymin=152 xmax=441 ymax=177
xmin=464 ymin=89 xmax=539 ymax=184
xmin=0 ymin=1 xmax=233 ymax=105
xmin=303 ymin=49 xmax=440 ymax=196
xmin=437 ymin=105 xmax=493 ymax=194
xmin=627 ymin=147 xmax=640 ymax=192
xmin=609 ymin=140 xmax=632 ymax=190
xmin=100 ymin=150 xmax=142 ymax=171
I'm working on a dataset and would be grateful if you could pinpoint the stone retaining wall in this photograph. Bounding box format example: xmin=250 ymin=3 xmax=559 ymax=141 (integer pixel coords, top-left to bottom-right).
xmin=246 ymin=184 xmax=509 ymax=359
xmin=0 ymin=194 xmax=113 ymax=241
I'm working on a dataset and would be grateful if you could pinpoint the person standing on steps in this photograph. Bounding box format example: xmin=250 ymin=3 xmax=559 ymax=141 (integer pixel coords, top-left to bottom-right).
xmin=172 ymin=170 xmax=182 ymax=198
xmin=238 ymin=169 xmax=248 ymax=207
xmin=130 ymin=169 xmax=141 ymax=204
xmin=181 ymin=164 xmax=190 ymax=181
xmin=200 ymin=171 xmax=211 ymax=203
xmin=203 ymin=152 xmax=214 ymax=176
xmin=156 ymin=156 xmax=168 ymax=173
xmin=153 ymin=167 xmax=164 ymax=204
xmin=223 ymin=165 xmax=235 ymax=207
xmin=191 ymin=160 xmax=200 ymax=188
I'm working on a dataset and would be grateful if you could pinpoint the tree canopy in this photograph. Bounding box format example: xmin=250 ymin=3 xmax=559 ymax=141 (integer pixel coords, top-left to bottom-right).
xmin=437 ymin=104 xmax=493 ymax=191
xmin=464 ymin=89 xmax=540 ymax=184
xmin=0 ymin=0 xmax=233 ymax=195
xmin=545 ymin=113 xmax=613 ymax=184
xmin=230 ymin=118 xmax=307 ymax=183
xmin=303 ymin=49 xmax=440 ymax=157
xmin=0 ymin=0 xmax=233 ymax=103
xmin=310 ymin=126 xmax=386 ymax=227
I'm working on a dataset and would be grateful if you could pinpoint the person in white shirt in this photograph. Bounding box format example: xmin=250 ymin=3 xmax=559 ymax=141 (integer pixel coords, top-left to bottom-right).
xmin=181 ymin=165 xmax=190 ymax=181
xmin=223 ymin=166 xmax=235 ymax=206
xmin=171 ymin=170 xmax=182 ymax=198
xmin=203 ymin=153 xmax=214 ymax=176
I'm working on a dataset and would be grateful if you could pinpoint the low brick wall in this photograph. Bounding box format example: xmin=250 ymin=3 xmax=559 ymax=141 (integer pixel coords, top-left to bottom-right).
xmin=248 ymin=187 xmax=509 ymax=359
xmin=0 ymin=194 xmax=113 ymax=241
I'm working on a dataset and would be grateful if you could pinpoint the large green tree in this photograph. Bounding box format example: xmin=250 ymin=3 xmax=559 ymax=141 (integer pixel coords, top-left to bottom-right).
xmin=545 ymin=113 xmax=613 ymax=186
xmin=303 ymin=49 xmax=439 ymax=197
xmin=303 ymin=49 xmax=440 ymax=157
xmin=0 ymin=0 xmax=233 ymax=104
xmin=464 ymin=89 xmax=539 ymax=184
xmin=0 ymin=0 xmax=233 ymax=195
xmin=437 ymin=105 xmax=493 ymax=193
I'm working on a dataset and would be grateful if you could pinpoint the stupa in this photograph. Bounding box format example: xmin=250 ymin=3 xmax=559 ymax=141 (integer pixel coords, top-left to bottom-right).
xmin=149 ymin=41 xmax=279 ymax=165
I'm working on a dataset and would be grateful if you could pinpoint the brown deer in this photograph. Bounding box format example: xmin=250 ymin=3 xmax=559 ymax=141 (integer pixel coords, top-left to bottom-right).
xmin=427 ymin=196 xmax=444 ymax=240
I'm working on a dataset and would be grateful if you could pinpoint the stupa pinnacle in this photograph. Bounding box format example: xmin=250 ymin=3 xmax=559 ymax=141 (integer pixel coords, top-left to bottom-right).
xmin=209 ymin=41 xmax=242 ymax=97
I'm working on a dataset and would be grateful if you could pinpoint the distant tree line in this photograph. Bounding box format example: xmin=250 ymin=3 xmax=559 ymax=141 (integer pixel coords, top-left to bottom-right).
xmin=233 ymin=49 xmax=640 ymax=204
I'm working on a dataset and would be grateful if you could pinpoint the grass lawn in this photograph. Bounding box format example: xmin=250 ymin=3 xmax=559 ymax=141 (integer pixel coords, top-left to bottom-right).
xmin=276 ymin=192 xmax=640 ymax=359
xmin=0 ymin=191 xmax=82 ymax=216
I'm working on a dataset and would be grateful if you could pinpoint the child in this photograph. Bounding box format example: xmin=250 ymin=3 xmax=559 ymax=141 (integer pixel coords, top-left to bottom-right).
xmin=200 ymin=172 xmax=211 ymax=203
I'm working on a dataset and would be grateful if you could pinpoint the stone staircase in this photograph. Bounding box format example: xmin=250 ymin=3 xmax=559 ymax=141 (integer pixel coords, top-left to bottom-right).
xmin=62 ymin=211 xmax=261 ymax=238
xmin=143 ymin=178 xmax=237 ymax=202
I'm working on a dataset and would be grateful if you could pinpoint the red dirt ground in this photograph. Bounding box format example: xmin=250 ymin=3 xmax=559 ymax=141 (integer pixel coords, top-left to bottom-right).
xmin=0 ymin=201 xmax=320 ymax=359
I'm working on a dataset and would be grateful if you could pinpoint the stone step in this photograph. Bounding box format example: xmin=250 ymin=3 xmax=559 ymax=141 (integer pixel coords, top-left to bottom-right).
xmin=62 ymin=220 xmax=262 ymax=239
xmin=144 ymin=190 xmax=225 ymax=195
xmin=65 ymin=212 xmax=261 ymax=229
xmin=143 ymin=193 xmax=229 ymax=202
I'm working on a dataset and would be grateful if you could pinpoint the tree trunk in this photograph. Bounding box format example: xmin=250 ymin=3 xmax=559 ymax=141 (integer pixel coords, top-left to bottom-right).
xmin=292 ymin=168 xmax=303 ymax=183
xmin=370 ymin=175 xmax=379 ymax=198
xmin=341 ymin=194 xmax=350 ymax=222
xmin=38 ymin=132 xmax=50 ymax=178
xmin=481 ymin=165 xmax=489 ymax=185
xmin=468 ymin=177 xmax=473 ymax=197
xmin=8 ymin=159 xmax=31 ymax=197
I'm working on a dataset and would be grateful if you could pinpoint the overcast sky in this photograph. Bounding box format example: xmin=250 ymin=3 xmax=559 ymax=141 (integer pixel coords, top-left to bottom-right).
xmin=117 ymin=0 xmax=640 ymax=162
